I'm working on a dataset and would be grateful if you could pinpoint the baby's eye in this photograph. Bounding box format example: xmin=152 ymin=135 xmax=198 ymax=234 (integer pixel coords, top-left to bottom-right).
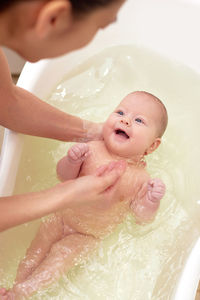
xmin=116 ymin=111 xmax=124 ymax=116
xmin=135 ymin=118 xmax=143 ymax=123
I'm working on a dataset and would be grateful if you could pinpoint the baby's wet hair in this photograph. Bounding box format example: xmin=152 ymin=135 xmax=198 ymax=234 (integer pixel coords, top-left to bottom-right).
xmin=0 ymin=0 xmax=116 ymax=13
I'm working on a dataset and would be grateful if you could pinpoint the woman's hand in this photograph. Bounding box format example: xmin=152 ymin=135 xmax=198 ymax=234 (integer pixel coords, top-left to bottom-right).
xmin=57 ymin=160 xmax=127 ymax=209
xmin=0 ymin=161 xmax=126 ymax=232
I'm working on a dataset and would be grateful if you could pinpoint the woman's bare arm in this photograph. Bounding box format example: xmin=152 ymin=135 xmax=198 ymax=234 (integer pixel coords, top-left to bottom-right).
xmin=0 ymin=49 xmax=101 ymax=142
xmin=0 ymin=160 xmax=126 ymax=232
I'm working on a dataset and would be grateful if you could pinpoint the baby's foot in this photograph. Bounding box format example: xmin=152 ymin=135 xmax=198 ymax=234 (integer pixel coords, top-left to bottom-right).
xmin=147 ymin=178 xmax=166 ymax=203
xmin=68 ymin=143 xmax=90 ymax=164
xmin=0 ymin=288 xmax=7 ymax=298
xmin=0 ymin=288 xmax=7 ymax=294
xmin=0 ymin=289 xmax=15 ymax=300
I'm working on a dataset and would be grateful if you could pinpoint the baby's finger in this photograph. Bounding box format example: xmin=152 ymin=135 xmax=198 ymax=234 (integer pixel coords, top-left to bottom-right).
xmin=77 ymin=143 xmax=89 ymax=155
xmin=155 ymin=185 xmax=166 ymax=192
xmin=149 ymin=191 xmax=164 ymax=202
xmin=73 ymin=146 xmax=82 ymax=157
xmin=148 ymin=180 xmax=154 ymax=187
xmin=151 ymin=178 xmax=164 ymax=186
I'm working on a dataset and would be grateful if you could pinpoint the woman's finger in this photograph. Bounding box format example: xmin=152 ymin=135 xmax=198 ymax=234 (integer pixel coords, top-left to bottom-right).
xmin=96 ymin=160 xmax=127 ymax=192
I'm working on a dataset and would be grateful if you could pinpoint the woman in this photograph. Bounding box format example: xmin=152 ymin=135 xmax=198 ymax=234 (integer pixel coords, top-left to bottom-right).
xmin=0 ymin=0 xmax=126 ymax=232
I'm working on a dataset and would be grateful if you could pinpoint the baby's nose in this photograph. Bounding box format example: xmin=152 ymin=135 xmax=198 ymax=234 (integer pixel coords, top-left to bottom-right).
xmin=120 ymin=117 xmax=131 ymax=126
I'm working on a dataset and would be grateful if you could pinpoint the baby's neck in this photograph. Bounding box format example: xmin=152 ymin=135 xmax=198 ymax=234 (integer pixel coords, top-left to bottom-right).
xmin=99 ymin=140 xmax=146 ymax=168
xmin=111 ymin=154 xmax=146 ymax=168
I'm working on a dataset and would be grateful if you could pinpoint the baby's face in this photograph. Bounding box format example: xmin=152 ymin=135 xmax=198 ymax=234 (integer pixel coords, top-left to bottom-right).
xmin=102 ymin=93 xmax=161 ymax=159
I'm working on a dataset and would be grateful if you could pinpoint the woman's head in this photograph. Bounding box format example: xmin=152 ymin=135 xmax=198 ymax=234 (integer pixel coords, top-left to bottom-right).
xmin=0 ymin=0 xmax=116 ymax=14
xmin=0 ymin=0 xmax=125 ymax=61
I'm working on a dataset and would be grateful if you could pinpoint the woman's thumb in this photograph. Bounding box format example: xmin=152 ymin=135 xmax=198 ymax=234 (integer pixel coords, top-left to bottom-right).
xmin=96 ymin=160 xmax=127 ymax=192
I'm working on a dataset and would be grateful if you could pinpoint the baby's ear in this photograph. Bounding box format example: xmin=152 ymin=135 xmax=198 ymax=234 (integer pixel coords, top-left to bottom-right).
xmin=145 ymin=138 xmax=161 ymax=155
xmin=34 ymin=0 xmax=72 ymax=39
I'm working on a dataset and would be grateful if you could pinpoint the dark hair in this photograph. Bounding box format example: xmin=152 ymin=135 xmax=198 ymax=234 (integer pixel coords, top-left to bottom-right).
xmin=0 ymin=0 xmax=115 ymax=13
xmin=70 ymin=0 xmax=115 ymax=14
xmin=0 ymin=0 xmax=14 ymax=11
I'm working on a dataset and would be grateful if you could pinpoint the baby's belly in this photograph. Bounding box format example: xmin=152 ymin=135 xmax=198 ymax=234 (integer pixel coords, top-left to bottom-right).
xmin=61 ymin=202 xmax=129 ymax=239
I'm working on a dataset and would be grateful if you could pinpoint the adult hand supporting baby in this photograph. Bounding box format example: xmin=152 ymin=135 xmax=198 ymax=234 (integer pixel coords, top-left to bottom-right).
xmin=0 ymin=161 xmax=126 ymax=232
xmin=0 ymin=0 xmax=126 ymax=234
xmin=58 ymin=160 xmax=127 ymax=209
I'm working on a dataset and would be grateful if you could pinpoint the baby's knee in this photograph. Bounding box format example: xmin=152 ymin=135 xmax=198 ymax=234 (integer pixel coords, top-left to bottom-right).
xmin=57 ymin=233 xmax=97 ymax=253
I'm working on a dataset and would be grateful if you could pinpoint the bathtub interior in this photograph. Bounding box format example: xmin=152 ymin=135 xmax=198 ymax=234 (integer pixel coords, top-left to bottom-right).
xmin=6 ymin=43 xmax=199 ymax=299
xmin=1 ymin=0 xmax=200 ymax=299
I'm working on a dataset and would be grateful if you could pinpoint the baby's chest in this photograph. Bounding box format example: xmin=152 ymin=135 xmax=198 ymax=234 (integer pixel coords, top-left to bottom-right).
xmin=81 ymin=148 xmax=140 ymax=201
xmin=80 ymin=143 xmax=112 ymax=176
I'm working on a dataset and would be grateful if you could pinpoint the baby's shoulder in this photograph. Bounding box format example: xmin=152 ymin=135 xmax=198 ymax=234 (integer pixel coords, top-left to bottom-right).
xmin=128 ymin=166 xmax=150 ymax=187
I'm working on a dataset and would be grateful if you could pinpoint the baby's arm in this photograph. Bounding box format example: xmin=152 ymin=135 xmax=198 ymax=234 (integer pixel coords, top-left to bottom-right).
xmin=130 ymin=178 xmax=166 ymax=223
xmin=56 ymin=143 xmax=89 ymax=181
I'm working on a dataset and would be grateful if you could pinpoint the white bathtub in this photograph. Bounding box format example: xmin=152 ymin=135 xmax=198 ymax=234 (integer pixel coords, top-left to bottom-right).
xmin=1 ymin=0 xmax=200 ymax=298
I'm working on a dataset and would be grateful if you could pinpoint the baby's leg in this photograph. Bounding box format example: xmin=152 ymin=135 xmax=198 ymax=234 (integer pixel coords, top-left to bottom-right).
xmin=12 ymin=233 xmax=98 ymax=299
xmin=15 ymin=214 xmax=64 ymax=284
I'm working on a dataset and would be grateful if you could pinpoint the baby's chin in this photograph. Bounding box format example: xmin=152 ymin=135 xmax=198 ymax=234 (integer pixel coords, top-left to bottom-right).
xmin=104 ymin=140 xmax=134 ymax=159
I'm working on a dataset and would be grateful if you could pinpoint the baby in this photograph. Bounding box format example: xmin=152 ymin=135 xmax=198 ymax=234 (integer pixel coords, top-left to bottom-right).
xmin=3 ymin=91 xmax=167 ymax=299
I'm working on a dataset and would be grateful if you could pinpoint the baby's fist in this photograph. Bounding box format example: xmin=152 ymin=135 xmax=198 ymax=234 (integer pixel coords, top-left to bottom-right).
xmin=147 ymin=178 xmax=166 ymax=202
xmin=68 ymin=143 xmax=90 ymax=164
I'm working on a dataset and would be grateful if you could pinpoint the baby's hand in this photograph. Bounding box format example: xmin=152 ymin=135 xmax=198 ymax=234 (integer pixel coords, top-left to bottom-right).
xmin=68 ymin=143 xmax=90 ymax=164
xmin=147 ymin=178 xmax=166 ymax=202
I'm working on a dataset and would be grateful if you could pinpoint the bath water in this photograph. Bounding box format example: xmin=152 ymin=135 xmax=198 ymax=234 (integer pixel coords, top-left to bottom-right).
xmin=1 ymin=46 xmax=200 ymax=299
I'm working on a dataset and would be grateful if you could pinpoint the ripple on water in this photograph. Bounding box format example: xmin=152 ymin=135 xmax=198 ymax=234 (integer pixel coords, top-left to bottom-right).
xmin=2 ymin=45 xmax=200 ymax=299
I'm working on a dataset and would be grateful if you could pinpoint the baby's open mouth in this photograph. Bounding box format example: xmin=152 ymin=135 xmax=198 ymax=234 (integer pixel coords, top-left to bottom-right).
xmin=115 ymin=129 xmax=129 ymax=139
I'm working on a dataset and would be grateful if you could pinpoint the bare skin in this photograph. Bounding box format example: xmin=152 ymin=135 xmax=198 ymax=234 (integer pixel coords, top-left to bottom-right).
xmin=1 ymin=92 xmax=166 ymax=299
xmin=0 ymin=1 xmax=130 ymax=296
xmin=0 ymin=0 xmax=126 ymax=232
